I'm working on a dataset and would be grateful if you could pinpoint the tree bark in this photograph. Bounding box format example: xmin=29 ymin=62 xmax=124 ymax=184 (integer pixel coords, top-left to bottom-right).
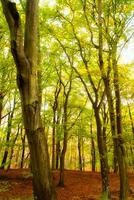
xmin=94 ymin=106 xmax=110 ymax=198
xmin=0 ymin=94 xmax=4 ymax=125
xmin=1 ymin=1 xmax=56 ymax=199
xmin=20 ymin=127 xmax=26 ymax=169
xmin=90 ymin=122 xmax=96 ymax=172
xmin=58 ymin=74 xmax=72 ymax=186
xmin=112 ymin=46 xmax=128 ymax=200
xmin=78 ymin=132 xmax=82 ymax=171
xmin=98 ymin=0 xmax=111 ymax=198
xmin=1 ymin=99 xmax=15 ymax=169
xmin=52 ymin=81 xmax=61 ymax=170
xmin=7 ymin=124 xmax=19 ymax=170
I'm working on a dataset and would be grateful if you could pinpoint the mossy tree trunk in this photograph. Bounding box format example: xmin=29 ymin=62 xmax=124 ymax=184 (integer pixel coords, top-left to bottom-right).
xmin=1 ymin=1 xmax=56 ymax=199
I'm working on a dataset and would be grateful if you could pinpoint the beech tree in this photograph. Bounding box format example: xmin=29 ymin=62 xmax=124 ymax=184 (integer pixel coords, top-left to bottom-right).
xmin=0 ymin=0 xmax=56 ymax=200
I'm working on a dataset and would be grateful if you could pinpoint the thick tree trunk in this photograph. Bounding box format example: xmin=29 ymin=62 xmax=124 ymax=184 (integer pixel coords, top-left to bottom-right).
xmin=1 ymin=1 xmax=56 ymax=199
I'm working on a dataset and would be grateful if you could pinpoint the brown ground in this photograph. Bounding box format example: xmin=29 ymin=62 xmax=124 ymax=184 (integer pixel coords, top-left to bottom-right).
xmin=0 ymin=169 xmax=134 ymax=200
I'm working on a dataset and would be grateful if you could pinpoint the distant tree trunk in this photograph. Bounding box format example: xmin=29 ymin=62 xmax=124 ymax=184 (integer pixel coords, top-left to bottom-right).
xmin=112 ymin=45 xmax=128 ymax=200
xmin=81 ymin=137 xmax=85 ymax=171
xmin=78 ymin=132 xmax=82 ymax=171
xmin=58 ymin=107 xmax=68 ymax=186
xmin=90 ymin=122 xmax=96 ymax=172
xmin=0 ymin=94 xmax=4 ymax=125
xmin=1 ymin=99 xmax=15 ymax=169
xmin=128 ymin=104 xmax=134 ymax=166
xmin=20 ymin=127 xmax=26 ymax=169
xmin=52 ymin=112 xmax=56 ymax=170
xmin=55 ymin=109 xmax=61 ymax=170
xmin=56 ymin=140 xmax=60 ymax=170
xmin=52 ymin=81 xmax=61 ymax=170
xmin=7 ymin=124 xmax=19 ymax=170
xmin=128 ymin=103 xmax=134 ymax=138
xmin=1 ymin=1 xmax=56 ymax=199
xmin=15 ymin=145 xmax=21 ymax=168
xmin=59 ymin=76 xmax=72 ymax=186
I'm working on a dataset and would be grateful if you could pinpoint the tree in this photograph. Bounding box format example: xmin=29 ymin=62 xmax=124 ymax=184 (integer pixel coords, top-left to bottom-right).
xmin=0 ymin=0 xmax=56 ymax=199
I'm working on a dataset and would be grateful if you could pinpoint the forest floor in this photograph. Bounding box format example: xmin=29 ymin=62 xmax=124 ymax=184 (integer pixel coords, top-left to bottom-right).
xmin=0 ymin=169 xmax=134 ymax=200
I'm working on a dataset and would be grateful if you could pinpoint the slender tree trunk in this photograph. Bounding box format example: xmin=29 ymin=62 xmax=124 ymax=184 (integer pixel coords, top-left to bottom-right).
xmin=78 ymin=133 xmax=82 ymax=171
xmin=128 ymin=104 xmax=134 ymax=138
xmin=52 ymin=81 xmax=61 ymax=170
xmin=1 ymin=100 xmax=15 ymax=169
xmin=20 ymin=128 xmax=26 ymax=169
xmin=0 ymin=95 xmax=4 ymax=125
xmin=98 ymin=0 xmax=111 ymax=197
xmin=56 ymin=110 xmax=61 ymax=170
xmin=81 ymin=137 xmax=85 ymax=171
xmin=59 ymin=144 xmax=66 ymax=186
xmin=94 ymin=106 xmax=110 ymax=199
xmin=56 ymin=141 xmax=60 ymax=170
xmin=90 ymin=122 xmax=96 ymax=172
xmin=58 ymin=74 xmax=72 ymax=186
xmin=52 ymin=112 xmax=56 ymax=170
xmin=58 ymin=115 xmax=68 ymax=186
xmin=1 ymin=1 xmax=56 ymax=199
xmin=128 ymin=104 xmax=134 ymax=166
xmin=7 ymin=125 xmax=19 ymax=170
xmin=112 ymin=46 xmax=128 ymax=200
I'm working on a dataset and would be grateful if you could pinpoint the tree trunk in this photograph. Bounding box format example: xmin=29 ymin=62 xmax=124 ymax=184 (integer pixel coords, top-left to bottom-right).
xmin=128 ymin=103 xmax=134 ymax=138
xmin=1 ymin=100 xmax=15 ymax=169
xmin=112 ymin=46 xmax=128 ymax=200
xmin=58 ymin=74 xmax=72 ymax=186
xmin=52 ymin=81 xmax=61 ymax=170
xmin=0 ymin=94 xmax=4 ymax=125
xmin=90 ymin=122 xmax=96 ymax=172
xmin=20 ymin=128 xmax=26 ymax=169
xmin=59 ymin=146 xmax=66 ymax=186
xmin=52 ymin=112 xmax=56 ymax=170
xmin=7 ymin=124 xmax=19 ymax=170
xmin=94 ymin=106 xmax=110 ymax=199
xmin=59 ymin=115 xmax=68 ymax=186
xmin=78 ymin=133 xmax=82 ymax=171
xmin=1 ymin=1 xmax=56 ymax=199
xmin=128 ymin=104 xmax=134 ymax=166
xmin=56 ymin=140 xmax=60 ymax=170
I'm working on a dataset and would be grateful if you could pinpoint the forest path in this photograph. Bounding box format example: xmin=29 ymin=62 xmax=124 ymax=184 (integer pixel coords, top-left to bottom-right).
xmin=0 ymin=169 xmax=134 ymax=200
